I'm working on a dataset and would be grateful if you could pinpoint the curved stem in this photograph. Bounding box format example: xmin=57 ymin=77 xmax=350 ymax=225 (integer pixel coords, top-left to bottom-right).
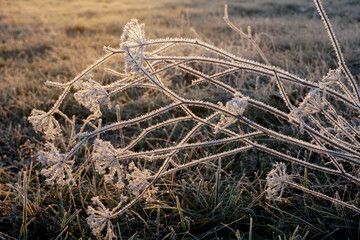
xmin=313 ymin=0 xmax=360 ymax=103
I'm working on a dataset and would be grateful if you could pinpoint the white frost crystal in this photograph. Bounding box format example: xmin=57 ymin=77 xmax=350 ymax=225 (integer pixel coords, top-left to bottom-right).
xmin=120 ymin=19 xmax=147 ymax=73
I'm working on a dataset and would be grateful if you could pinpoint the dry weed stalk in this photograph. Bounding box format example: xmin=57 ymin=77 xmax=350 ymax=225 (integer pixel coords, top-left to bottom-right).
xmin=28 ymin=1 xmax=360 ymax=238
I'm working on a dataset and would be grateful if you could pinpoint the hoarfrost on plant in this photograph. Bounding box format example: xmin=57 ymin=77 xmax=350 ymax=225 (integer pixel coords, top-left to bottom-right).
xmin=127 ymin=162 xmax=157 ymax=202
xmin=87 ymin=196 xmax=118 ymax=240
xmin=28 ymin=109 xmax=61 ymax=140
xmin=74 ymin=79 xmax=109 ymax=117
xmin=265 ymin=162 xmax=290 ymax=200
xmin=37 ymin=143 xmax=75 ymax=186
xmin=92 ymin=139 xmax=125 ymax=188
xmin=214 ymin=95 xmax=248 ymax=134
xmin=120 ymin=19 xmax=147 ymax=73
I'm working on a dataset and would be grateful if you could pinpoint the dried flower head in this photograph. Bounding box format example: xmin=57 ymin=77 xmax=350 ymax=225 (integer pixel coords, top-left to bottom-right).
xmin=265 ymin=162 xmax=290 ymax=200
xmin=37 ymin=143 xmax=75 ymax=186
xmin=321 ymin=68 xmax=341 ymax=87
xmin=127 ymin=162 xmax=156 ymax=202
xmin=120 ymin=19 xmax=147 ymax=73
xmin=298 ymin=89 xmax=324 ymax=114
xmin=87 ymin=196 xmax=117 ymax=240
xmin=92 ymin=139 xmax=125 ymax=188
xmin=28 ymin=109 xmax=61 ymax=141
xmin=214 ymin=95 xmax=248 ymax=134
xmin=289 ymin=88 xmax=326 ymax=134
xmin=74 ymin=79 xmax=109 ymax=118
xmin=226 ymin=95 xmax=249 ymax=116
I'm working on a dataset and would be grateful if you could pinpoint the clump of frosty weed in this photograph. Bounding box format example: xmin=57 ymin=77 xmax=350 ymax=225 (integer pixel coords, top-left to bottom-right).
xmin=29 ymin=1 xmax=360 ymax=238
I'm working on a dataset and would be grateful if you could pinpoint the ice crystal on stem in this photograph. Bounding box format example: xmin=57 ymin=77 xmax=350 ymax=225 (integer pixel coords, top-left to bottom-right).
xmin=28 ymin=109 xmax=61 ymax=141
xmin=120 ymin=19 xmax=147 ymax=73
xmin=265 ymin=163 xmax=290 ymax=200
xmin=37 ymin=143 xmax=75 ymax=186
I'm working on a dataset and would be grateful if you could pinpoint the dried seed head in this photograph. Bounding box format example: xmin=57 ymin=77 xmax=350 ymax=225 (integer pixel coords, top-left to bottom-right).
xmin=214 ymin=95 xmax=248 ymax=134
xmin=226 ymin=95 xmax=249 ymax=115
xmin=74 ymin=79 xmax=108 ymax=118
xmin=92 ymin=139 xmax=125 ymax=188
xmin=87 ymin=196 xmax=116 ymax=240
xmin=265 ymin=162 xmax=290 ymax=200
xmin=37 ymin=143 xmax=75 ymax=186
xmin=28 ymin=109 xmax=61 ymax=141
xmin=322 ymin=68 xmax=341 ymax=85
xmin=120 ymin=19 xmax=147 ymax=73
xmin=127 ymin=162 xmax=157 ymax=202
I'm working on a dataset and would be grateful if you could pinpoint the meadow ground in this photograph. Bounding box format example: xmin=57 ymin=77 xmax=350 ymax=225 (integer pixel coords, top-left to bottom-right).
xmin=0 ymin=0 xmax=360 ymax=239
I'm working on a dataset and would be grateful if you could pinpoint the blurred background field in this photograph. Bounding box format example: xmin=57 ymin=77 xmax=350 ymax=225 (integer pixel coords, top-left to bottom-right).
xmin=1 ymin=0 xmax=360 ymax=239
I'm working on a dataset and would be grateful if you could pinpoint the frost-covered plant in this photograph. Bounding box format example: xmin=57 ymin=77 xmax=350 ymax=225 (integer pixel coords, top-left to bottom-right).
xmin=92 ymin=139 xmax=125 ymax=188
xmin=28 ymin=109 xmax=61 ymax=141
xmin=86 ymin=196 xmax=127 ymax=240
xmin=127 ymin=162 xmax=157 ymax=202
xmin=37 ymin=143 xmax=75 ymax=186
xmin=265 ymin=163 xmax=360 ymax=213
xmin=29 ymin=0 xmax=360 ymax=238
xmin=265 ymin=162 xmax=290 ymax=201
xmin=74 ymin=77 xmax=109 ymax=118
xmin=120 ymin=18 xmax=146 ymax=73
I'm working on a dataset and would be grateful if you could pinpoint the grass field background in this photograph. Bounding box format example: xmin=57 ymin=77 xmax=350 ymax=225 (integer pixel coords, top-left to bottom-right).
xmin=1 ymin=0 xmax=360 ymax=239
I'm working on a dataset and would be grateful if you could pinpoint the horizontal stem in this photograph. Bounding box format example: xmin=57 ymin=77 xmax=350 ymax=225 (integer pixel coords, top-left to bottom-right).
xmin=287 ymin=181 xmax=360 ymax=213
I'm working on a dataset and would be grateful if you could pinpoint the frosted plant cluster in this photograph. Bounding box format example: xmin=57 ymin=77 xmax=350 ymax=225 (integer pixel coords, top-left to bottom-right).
xmin=29 ymin=1 xmax=360 ymax=238
xmin=87 ymin=196 xmax=118 ymax=240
